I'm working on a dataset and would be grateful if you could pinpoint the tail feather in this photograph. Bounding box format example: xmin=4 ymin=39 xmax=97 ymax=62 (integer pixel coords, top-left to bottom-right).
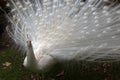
xmin=6 ymin=0 xmax=120 ymax=61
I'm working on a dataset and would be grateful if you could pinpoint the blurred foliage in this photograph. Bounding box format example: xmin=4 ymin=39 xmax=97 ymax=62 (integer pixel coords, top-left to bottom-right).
xmin=0 ymin=49 xmax=120 ymax=80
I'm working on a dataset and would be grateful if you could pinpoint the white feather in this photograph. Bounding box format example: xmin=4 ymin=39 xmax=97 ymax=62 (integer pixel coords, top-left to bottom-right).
xmin=6 ymin=0 xmax=120 ymax=72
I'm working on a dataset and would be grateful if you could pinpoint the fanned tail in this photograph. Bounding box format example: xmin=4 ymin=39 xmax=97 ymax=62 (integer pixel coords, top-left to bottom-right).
xmin=6 ymin=0 xmax=120 ymax=61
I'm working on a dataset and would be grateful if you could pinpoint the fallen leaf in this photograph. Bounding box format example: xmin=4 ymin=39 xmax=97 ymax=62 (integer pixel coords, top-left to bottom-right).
xmin=56 ymin=70 xmax=64 ymax=77
xmin=2 ymin=62 xmax=11 ymax=67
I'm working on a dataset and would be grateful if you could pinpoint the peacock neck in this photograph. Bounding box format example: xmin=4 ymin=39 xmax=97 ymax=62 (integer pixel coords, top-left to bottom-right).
xmin=26 ymin=41 xmax=37 ymax=69
xmin=27 ymin=47 xmax=36 ymax=63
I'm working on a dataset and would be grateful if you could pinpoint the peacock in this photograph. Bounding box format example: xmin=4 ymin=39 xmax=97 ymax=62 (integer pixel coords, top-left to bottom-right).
xmin=2 ymin=0 xmax=120 ymax=72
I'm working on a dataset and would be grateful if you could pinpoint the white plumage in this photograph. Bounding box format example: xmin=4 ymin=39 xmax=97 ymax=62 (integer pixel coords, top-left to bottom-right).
xmin=5 ymin=0 xmax=120 ymax=72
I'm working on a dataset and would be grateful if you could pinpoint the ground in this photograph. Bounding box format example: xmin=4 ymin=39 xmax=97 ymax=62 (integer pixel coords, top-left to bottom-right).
xmin=0 ymin=37 xmax=120 ymax=80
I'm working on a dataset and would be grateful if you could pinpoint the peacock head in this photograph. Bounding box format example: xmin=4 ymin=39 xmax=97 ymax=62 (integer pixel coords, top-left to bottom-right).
xmin=23 ymin=39 xmax=57 ymax=72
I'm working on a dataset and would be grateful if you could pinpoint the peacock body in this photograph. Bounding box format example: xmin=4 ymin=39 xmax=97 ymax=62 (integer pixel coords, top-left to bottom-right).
xmin=4 ymin=0 xmax=120 ymax=72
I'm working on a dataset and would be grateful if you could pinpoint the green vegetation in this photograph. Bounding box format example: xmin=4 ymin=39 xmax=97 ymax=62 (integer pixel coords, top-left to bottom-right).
xmin=0 ymin=49 xmax=120 ymax=80
xmin=0 ymin=49 xmax=33 ymax=80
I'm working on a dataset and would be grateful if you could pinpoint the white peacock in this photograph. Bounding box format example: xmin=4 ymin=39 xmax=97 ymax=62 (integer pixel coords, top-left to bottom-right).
xmin=4 ymin=0 xmax=120 ymax=72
